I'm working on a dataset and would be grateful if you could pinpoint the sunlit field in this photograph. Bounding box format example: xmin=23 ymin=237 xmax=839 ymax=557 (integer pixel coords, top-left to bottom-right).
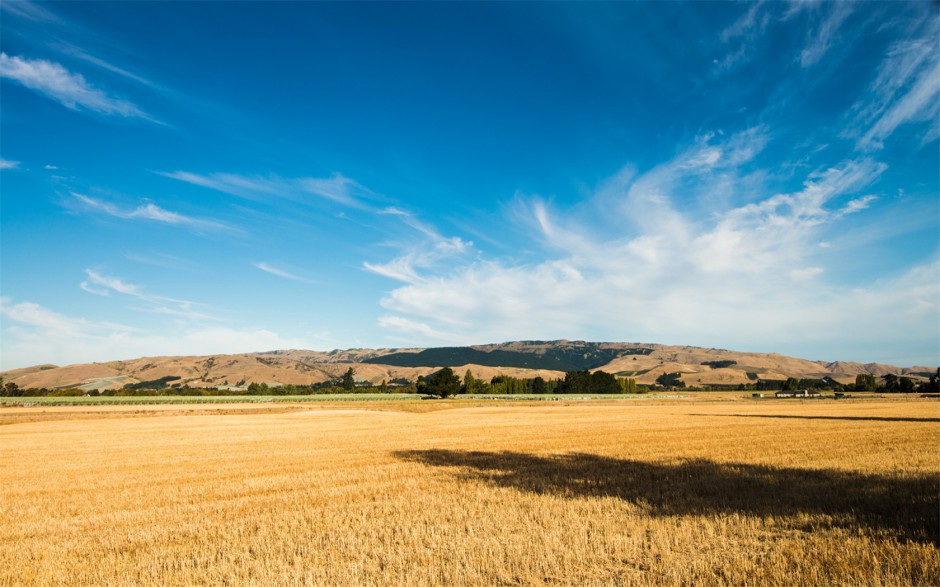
xmin=2 ymin=398 xmax=937 ymax=585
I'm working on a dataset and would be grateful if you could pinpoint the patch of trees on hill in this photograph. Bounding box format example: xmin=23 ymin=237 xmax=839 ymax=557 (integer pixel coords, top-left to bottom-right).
xmin=123 ymin=376 xmax=182 ymax=390
xmin=702 ymin=360 xmax=737 ymax=369
xmin=361 ymin=345 xmax=652 ymax=371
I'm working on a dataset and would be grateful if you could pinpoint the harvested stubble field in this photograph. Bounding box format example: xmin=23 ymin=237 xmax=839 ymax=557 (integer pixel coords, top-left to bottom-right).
xmin=1 ymin=398 xmax=938 ymax=586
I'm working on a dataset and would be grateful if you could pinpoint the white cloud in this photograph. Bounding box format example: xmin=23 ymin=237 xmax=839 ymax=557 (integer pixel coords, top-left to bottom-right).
xmin=720 ymin=0 xmax=768 ymax=43
xmin=0 ymin=0 xmax=61 ymax=23
xmin=70 ymin=192 xmax=237 ymax=233
xmin=0 ymin=297 xmax=310 ymax=369
xmin=715 ymin=2 xmax=854 ymax=72
xmin=715 ymin=1 xmax=770 ymax=71
xmin=253 ymin=262 xmax=314 ymax=283
xmin=853 ymin=32 xmax=940 ymax=150
xmin=80 ymin=269 xmax=217 ymax=322
xmin=123 ymin=251 xmax=196 ymax=271
xmin=160 ymin=170 xmax=376 ymax=209
xmin=376 ymin=316 xmax=470 ymax=345
xmin=1 ymin=297 xmax=133 ymax=340
xmin=57 ymin=44 xmax=161 ymax=90
xmin=366 ymin=133 xmax=936 ymax=362
xmin=836 ymin=194 xmax=877 ymax=216
xmin=0 ymin=158 xmax=20 ymax=170
xmin=789 ymin=267 xmax=824 ymax=281
xmin=0 ymin=52 xmax=153 ymax=120
xmin=799 ymin=1 xmax=853 ymax=67
xmin=364 ymin=234 xmax=472 ymax=285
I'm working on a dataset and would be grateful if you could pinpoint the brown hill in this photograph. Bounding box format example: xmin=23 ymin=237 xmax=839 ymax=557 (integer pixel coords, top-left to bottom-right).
xmin=1 ymin=341 xmax=934 ymax=391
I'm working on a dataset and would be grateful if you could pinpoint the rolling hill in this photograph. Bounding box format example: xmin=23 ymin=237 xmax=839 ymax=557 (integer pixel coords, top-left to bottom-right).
xmin=1 ymin=340 xmax=934 ymax=391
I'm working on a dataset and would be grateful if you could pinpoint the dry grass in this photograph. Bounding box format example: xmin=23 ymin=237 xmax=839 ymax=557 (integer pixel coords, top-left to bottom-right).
xmin=1 ymin=398 xmax=938 ymax=585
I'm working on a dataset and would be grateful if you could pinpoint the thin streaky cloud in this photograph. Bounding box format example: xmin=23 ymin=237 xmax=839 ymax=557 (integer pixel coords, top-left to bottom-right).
xmin=56 ymin=43 xmax=162 ymax=90
xmin=714 ymin=0 xmax=769 ymax=71
xmin=0 ymin=52 xmax=157 ymax=122
xmin=719 ymin=0 xmax=766 ymax=43
xmin=859 ymin=56 xmax=940 ymax=147
xmin=363 ymin=233 xmax=471 ymax=285
xmin=70 ymin=192 xmax=238 ymax=234
xmin=160 ymin=170 xmax=377 ymax=209
xmin=0 ymin=158 xmax=20 ymax=170
xmin=799 ymin=1 xmax=853 ymax=67
xmin=253 ymin=262 xmax=315 ymax=283
xmin=123 ymin=251 xmax=197 ymax=271
xmin=854 ymin=35 xmax=940 ymax=150
xmin=0 ymin=0 xmax=61 ymax=23
xmin=80 ymin=269 xmax=218 ymax=322
xmin=377 ymin=315 xmax=471 ymax=345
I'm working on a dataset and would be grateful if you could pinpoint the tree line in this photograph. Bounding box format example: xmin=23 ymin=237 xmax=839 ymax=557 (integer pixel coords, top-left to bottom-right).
xmin=650 ymin=369 xmax=940 ymax=394
xmin=2 ymin=367 xmax=936 ymax=398
xmin=417 ymin=368 xmax=639 ymax=398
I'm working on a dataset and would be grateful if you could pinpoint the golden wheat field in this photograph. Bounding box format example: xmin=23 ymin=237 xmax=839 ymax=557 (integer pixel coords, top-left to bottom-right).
xmin=1 ymin=397 xmax=938 ymax=586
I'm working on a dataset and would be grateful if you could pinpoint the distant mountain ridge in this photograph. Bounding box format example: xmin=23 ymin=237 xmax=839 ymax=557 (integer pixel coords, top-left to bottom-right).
xmin=1 ymin=340 xmax=934 ymax=392
xmin=361 ymin=342 xmax=653 ymax=371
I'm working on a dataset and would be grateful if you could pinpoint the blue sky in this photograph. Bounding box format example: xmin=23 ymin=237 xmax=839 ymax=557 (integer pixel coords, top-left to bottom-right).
xmin=1 ymin=1 xmax=937 ymax=370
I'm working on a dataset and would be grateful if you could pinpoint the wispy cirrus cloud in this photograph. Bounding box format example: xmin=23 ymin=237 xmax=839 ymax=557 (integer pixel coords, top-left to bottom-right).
xmin=849 ymin=20 xmax=940 ymax=150
xmin=253 ymin=262 xmax=315 ymax=283
xmin=0 ymin=52 xmax=157 ymax=121
xmin=0 ymin=0 xmax=61 ymax=23
xmin=70 ymin=192 xmax=238 ymax=234
xmin=160 ymin=170 xmax=377 ymax=209
xmin=714 ymin=0 xmax=770 ymax=71
xmin=55 ymin=43 xmax=162 ymax=90
xmin=377 ymin=315 xmax=473 ymax=345
xmin=123 ymin=251 xmax=197 ymax=271
xmin=363 ymin=222 xmax=472 ymax=285
xmin=0 ymin=158 xmax=20 ymax=170
xmin=715 ymin=1 xmax=856 ymax=72
xmin=79 ymin=269 xmax=217 ymax=322
xmin=798 ymin=1 xmax=854 ymax=68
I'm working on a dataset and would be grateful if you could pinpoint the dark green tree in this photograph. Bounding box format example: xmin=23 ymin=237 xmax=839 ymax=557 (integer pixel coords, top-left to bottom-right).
xmin=922 ymin=369 xmax=940 ymax=393
xmin=619 ymin=377 xmax=637 ymax=393
xmin=531 ymin=376 xmax=547 ymax=394
xmin=463 ymin=369 xmax=476 ymax=394
xmin=425 ymin=367 xmax=460 ymax=398
xmin=247 ymin=382 xmax=269 ymax=395
xmin=899 ymin=377 xmax=915 ymax=393
xmin=783 ymin=377 xmax=800 ymax=392
xmin=341 ymin=367 xmax=356 ymax=391
xmin=855 ymin=374 xmax=876 ymax=392
xmin=882 ymin=373 xmax=899 ymax=393
xmin=590 ymin=370 xmax=621 ymax=393
xmin=563 ymin=370 xmax=591 ymax=394
xmin=379 ymin=379 xmax=388 ymax=393
xmin=1 ymin=380 xmax=20 ymax=397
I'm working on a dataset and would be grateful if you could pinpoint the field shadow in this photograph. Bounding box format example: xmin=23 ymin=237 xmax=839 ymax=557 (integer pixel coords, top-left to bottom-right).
xmin=394 ymin=449 xmax=939 ymax=545
xmin=696 ymin=414 xmax=940 ymax=423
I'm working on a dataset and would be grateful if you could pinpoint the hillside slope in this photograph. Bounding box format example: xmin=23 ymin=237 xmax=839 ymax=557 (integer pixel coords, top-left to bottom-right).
xmin=1 ymin=340 xmax=934 ymax=391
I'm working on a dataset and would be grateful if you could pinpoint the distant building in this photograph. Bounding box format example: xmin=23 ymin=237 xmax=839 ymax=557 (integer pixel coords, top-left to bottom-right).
xmin=775 ymin=389 xmax=821 ymax=398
